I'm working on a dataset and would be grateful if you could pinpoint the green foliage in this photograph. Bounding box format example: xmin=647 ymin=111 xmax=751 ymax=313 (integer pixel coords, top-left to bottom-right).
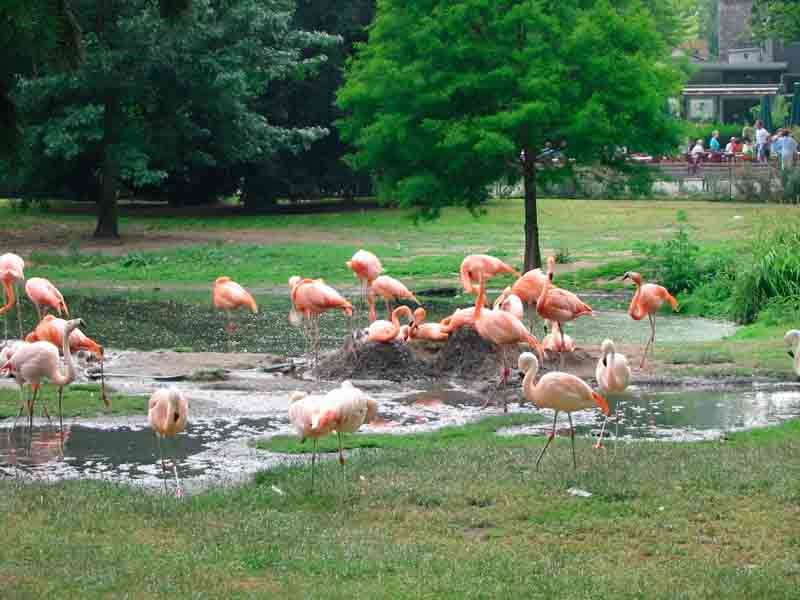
xmin=7 ymin=0 xmax=337 ymax=207
xmin=680 ymin=121 xmax=742 ymax=147
xmin=338 ymin=0 xmax=685 ymax=218
xmin=752 ymin=0 xmax=800 ymax=42
xmin=732 ymin=227 xmax=800 ymax=324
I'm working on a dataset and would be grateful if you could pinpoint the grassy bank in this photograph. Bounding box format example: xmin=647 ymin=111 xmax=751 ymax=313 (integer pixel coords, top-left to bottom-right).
xmin=8 ymin=199 xmax=799 ymax=288
xmin=0 ymin=384 xmax=147 ymax=419
xmin=1 ymin=416 xmax=799 ymax=597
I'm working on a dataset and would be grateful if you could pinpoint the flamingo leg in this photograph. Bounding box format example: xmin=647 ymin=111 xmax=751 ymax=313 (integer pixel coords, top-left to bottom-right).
xmin=559 ymin=325 xmax=566 ymax=370
xmin=15 ymin=283 xmax=23 ymax=340
xmin=12 ymin=385 xmax=26 ymax=431
xmin=41 ymin=396 xmax=52 ymax=425
xmin=640 ymin=314 xmax=655 ymax=369
xmin=568 ymin=412 xmax=577 ymax=470
xmin=156 ymin=433 xmax=168 ymax=494
xmin=58 ymin=386 xmax=64 ymax=434
xmin=311 ymin=437 xmax=317 ymax=493
xmin=172 ymin=449 xmax=183 ymax=499
xmin=28 ymin=385 xmax=40 ymax=430
xmin=501 ymin=346 xmax=509 ymax=413
xmin=384 ymin=297 xmax=391 ymax=320
xmin=100 ymin=358 xmax=109 ymax=408
xmin=535 ymin=411 xmax=559 ymax=470
xmin=337 ymin=431 xmax=346 ymax=483
xmin=34 ymin=303 xmax=42 ymax=323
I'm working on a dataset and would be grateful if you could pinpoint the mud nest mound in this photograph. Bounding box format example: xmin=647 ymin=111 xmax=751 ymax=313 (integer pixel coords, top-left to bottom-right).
xmin=313 ymin=329 xmax=599 ymax=383
xmin=314 ymin=337 xmax=437 ymax=382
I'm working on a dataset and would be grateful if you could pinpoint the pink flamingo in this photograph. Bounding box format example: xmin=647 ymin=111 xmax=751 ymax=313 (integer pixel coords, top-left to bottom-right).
xmin=786 ymin=330 xmax=800 ymax=377
xmin=366 ymin=305 xmax=413 ymax=343
xmin=148 ymin=388 xmax=189 ymax=497
xmin=542 ymin=321 xmax=575 ymax=354
xmin=289 ymin=381 xmax=377 ymax=489
xmin=0 ymin=253 xmax=25 ymax=339
xmin=26 ymin=314 xmax=109 ymax=408
xmin=623 ymin=271 xmax=679 ymax=367
xmin=25 ymin=277 xmax=69 ymax=320
xmin=460 ymin=254 xmax=519 ymax=294
xmin=511 ymin=267 xmax=548 ymax=330
xmin=409 ymin=307 xmax=449 ymax=342
xmin=289 ymin=276 xmax=353 ymax=361
xmin=439 ymin=306 xmax=477 ymax=333
xmin=473 ymin=272 xmax=543 ymax=411
xmin=2 ymin=318 xmax=84 ymax=431
xmin=213 ymin=276 xmax=258 ymax=337
xmin=367 ymin=275 xmax=419 ymax=322
xmin=493 ymin=287 xmax=525 ymax=320
xmin=536 ymin=257 xmax=594 ymax=368
xmin=347 ymin=249 xmax=383 ymax=317
xmin=595 ymin=338 xmax=632 ymax=446
xmin=315 ymin=380 xmax=378 ymax=471
xmin=518 ymin=352 xmax=610 ymax=469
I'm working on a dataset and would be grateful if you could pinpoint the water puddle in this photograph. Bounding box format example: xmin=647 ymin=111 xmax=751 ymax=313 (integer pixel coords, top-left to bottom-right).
xmin=2 ymin=382 xmax=799 ymax=491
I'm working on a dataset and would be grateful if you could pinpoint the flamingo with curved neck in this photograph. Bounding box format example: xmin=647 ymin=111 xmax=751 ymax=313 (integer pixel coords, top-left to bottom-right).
xmin=409 ymin=307 xmax=449 ymax=342
xmin=595 ymin=339 xmax=632 ymax=446
xmin=366 ymin=306 xmax=413 ymax=342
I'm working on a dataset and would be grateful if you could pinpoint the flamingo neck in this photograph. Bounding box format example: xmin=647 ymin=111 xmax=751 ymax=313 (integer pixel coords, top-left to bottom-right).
xmin=53 ymin=322 xmax=77 ymax=386
xmin=522 ymin=361 xmax=539 ymax=399
xmin=474 ymin=275 xmax=486 ymax=320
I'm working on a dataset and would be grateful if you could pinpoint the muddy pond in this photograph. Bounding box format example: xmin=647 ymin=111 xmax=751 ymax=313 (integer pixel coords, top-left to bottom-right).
xmin=1 ymin=289 xmax=798 ymax=492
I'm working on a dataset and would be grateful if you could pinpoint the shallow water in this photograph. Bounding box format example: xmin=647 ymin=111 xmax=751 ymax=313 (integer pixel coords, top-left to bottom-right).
xmin=2 ymin=382 xmax=799 ymax=491
xmin=23 ymin=290 xmax=734 ymax=355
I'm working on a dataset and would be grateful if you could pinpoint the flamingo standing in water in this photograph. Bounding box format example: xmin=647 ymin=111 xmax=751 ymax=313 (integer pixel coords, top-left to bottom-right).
xmin=347 ymin=249 xmax=383 ymax=320
xmin=289 ymin=276 xmax=353 ymax=362
xmin=473 ymin=273 xmax=543 ymax=411
xmin=595 ymin=338 xmax=632 ymax=446
xmin=366 ymin=305 xmax=413 ymax=343
xmin=536 ymin=257 xmax=593 ymax=368
xmin=367 ymin=275 xmax=419 ymax=322
xmin=213 ymin=276 xmax=258 ymax=341
xmin=542 ymin=321 xmax=575 ymax=354
xmin=785 ymin=330 xmax=800 ymax=377
xmin=25 ymin=277 xmax=69 ymax=320
xmin=460 ymin=254 xmax=519 ymax=295
xmin=0 ymin=253 xmax=25 ymax=340
xmin=2 ymin=318 xmax=85 ymax=431
xmin=518 ymin=352 xmax=610 ymax=469
xmin=26 ymin=315 xmax=109 ymax=408
xmin=511 ymin=267 xmax=548 ymax=330
xmin=622 ymin=272 xmax=678 ymax=368
xmin=148 ymin=388 xmax=189 ymax=497
xmin=409 ymin=307 xmax=449 ymax=342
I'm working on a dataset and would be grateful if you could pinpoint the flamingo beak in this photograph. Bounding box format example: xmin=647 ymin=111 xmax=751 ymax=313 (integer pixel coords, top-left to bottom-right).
xmin=602 ymin=358 xmax=607 ymax=367
xmin=789 ymin=350 xmax=795 ymax=358
xmin=592 ymin=392 xmax=611 ymax=417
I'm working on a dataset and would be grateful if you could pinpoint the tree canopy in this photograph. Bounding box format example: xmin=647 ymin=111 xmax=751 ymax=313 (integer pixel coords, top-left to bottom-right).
xmin=6 ymin=0 xmax=337 ymax=236
xmin=752 ymin=1 xmax=800 ymax=42
xmin=337 ymin=0 xmax=684 ymax=269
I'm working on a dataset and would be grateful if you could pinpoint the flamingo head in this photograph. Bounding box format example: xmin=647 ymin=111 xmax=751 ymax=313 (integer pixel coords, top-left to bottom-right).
xmin=64 ymin=318 xmax=85 ymax=336
xmin=215 ymin=276 xmax=232 ymax=286
xmin=622 ymin=272 xmax=643 ymax=285
xmin=517 ymin=352 xmax=539 ymax=376
xmin=600 ymin=338 xmax=615 ymax=366
xmin=413 ymin=307 xmax=426 ymax=322
xmin=288 ymin=276 xmax=301 ymax=289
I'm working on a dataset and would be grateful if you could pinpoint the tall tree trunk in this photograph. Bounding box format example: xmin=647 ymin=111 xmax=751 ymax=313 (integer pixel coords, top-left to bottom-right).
xmin=522 ymin=153 xmax=542 ymax=271
xmin=94 ymin=94 xmax=120 ymax=238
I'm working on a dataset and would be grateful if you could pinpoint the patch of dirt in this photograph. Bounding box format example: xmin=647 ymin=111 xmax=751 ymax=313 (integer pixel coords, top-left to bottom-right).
xmin=104 ymin=350 xmax=280 ymax=378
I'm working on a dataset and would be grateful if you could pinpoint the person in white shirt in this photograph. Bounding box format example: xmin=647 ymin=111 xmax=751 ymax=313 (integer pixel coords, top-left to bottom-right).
xmin=754 ymin=119 xmax=770 ymax=162
xmin=690 ymin=139 xmax=705 ymax=155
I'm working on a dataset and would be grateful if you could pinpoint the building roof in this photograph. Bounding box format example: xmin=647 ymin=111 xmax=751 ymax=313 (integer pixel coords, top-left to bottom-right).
xmin=683 ymin=84 xmax=781 ymax=96
xmin=696 ymin=62 xmax=788 ymax=71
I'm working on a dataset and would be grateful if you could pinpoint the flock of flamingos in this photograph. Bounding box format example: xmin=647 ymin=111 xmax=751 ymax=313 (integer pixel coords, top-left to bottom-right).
xmin=2 ymin=248 xmax=799 ymax=495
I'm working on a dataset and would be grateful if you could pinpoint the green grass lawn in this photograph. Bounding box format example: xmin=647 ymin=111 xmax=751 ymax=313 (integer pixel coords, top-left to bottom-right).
xmin=0 ymin=383 xmax=147 ymax=419
xmin=2 ymin=415 xmax=799 ymax=597
xmin=6 ymin=198 xmax=799 ymax=289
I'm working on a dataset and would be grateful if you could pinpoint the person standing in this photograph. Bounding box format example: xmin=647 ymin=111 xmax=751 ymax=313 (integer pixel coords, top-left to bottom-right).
xmin=755 ymin=119 xmax=770 ymax=163
xmin=773 ymin=129 xmax=798 ymax=170
xmin=709 ymin=130 xmax=721 ymax=152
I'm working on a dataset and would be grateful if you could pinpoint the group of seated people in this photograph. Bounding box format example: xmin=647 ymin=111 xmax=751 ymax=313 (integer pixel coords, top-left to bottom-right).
xmin=688 ymin=127 xmax=798 ymax=171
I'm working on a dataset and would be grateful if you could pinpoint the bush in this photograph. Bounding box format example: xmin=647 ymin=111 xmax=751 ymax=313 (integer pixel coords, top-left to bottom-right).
xmin=680 ymin=121 xmax=742 ymax=149
xmin=731 ymin=227 xmax=800 ymax=324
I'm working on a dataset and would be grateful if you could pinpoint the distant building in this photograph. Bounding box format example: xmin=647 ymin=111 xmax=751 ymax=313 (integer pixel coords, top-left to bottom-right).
xmin=682 ymin=0 xmax=800 ymax=123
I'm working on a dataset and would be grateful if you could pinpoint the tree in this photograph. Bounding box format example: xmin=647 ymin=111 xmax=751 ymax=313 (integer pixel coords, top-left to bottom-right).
xmin=752 ymin=1 xmax=800 ymax=41
xmin=338 ymin=0 xmax=684 ymax=270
